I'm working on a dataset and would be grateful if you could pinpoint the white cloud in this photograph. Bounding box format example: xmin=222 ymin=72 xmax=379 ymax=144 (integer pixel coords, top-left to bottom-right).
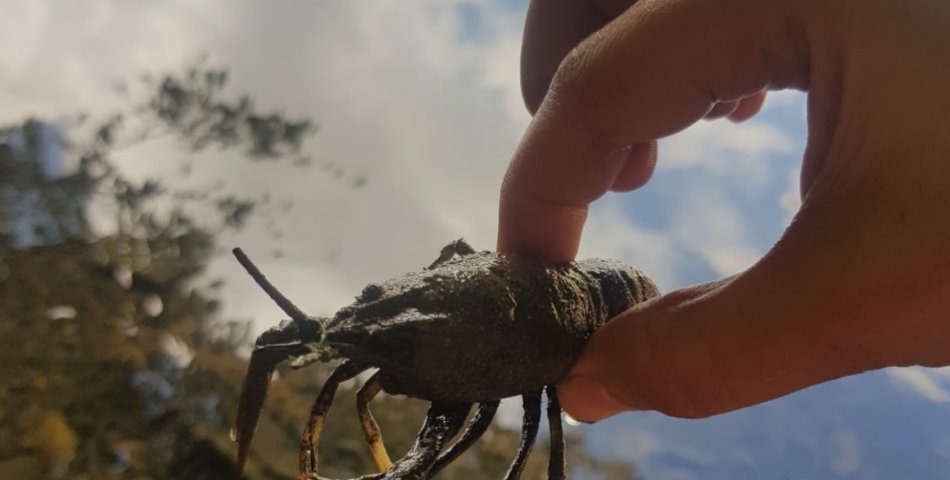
xmin=0 ymin=0 xmax=530 ymax=333
xmin=828 ymin=430 xmax=861 ymax=476
xmin=660 ymin=118 xmax=795 ymax=190
xmin=761 ymin=90 xmax=807 ymax=113
xmin=581 ymin=197 xmax=680 ymax=290
xmin=474 ymin=18 xmax=530 ymax=126
xmin=887 ymin=367 xmax=950 ymax=403
xmin=0 ymin=0 xmax=227 ymax=120
xmin=1 ymin=0 xmax=800 ymax=339
xmin=703 ymin=248 xmax=761 ymax=278
xmin=605 ymin=430 xmax=663 ymax=460
xmin=669 ymin=188 xmax=763 ymax=278
xmin=779 ymin=167 xmax=802 ymax=224
xmin=633 ymin=91 xmax=806 ymax=285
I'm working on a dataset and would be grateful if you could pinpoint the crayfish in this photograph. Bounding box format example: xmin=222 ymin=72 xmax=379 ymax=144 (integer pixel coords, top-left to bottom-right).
xmin=231 ymin=239 xmax=658 ymax=479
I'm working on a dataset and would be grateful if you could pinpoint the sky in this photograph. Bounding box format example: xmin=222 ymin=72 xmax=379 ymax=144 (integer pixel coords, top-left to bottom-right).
xmin=3 ymin=1 xmax=950 ymax=478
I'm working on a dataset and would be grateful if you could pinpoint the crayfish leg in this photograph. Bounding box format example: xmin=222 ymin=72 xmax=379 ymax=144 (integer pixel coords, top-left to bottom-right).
xmin=502 ymin=390 xmax=543 ymax=480
xmin=384 ymin=401 xmax=470 ymax=479
xmin=357 ymin=372 xmax=393 ymax=472
xmin=546 ymin=385 xmax=566 ymax=480
xmin=233 ymin=339 xmax=311 ymax=474
xmin=426 ymin=238 xmax=476 ymax=269
xmin=429 ymin=401 xmax=500 ymax=476
xmin=300 ymin=361 xmax=367 ymax=478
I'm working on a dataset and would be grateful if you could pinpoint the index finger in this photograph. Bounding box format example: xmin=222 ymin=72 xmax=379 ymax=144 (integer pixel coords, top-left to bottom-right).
xmin=498 ymin=0 xmax=810 ymax=260
xmin=499 ymin=119 xmax=653 ymax=261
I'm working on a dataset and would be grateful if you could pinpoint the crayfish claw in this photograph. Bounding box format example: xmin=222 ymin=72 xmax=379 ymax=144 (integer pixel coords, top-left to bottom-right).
xmin=234 ymin=338 xmax=311 ymax=474
xmin=308 ymin=473 xmax=384 ymax=480
xmin=429 ymin=401 xmax=500 ymax=477
xmin=383 ymin=401 xmax=470 ymax=480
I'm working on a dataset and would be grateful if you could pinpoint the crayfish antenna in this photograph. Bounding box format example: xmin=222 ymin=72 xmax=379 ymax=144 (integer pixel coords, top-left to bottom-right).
xmin=231 ymin=248 xmax=326 ymax=476
xmin=232 ymin=247 xmax=313 ymax=325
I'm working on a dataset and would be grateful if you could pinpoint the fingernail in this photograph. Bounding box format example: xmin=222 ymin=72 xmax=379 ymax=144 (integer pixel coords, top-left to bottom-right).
xmin=558 ymin=374 xmax=632 ymax=423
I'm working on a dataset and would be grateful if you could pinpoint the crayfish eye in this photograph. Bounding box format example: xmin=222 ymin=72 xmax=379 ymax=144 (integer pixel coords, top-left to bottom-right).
xmin=359 ymin=283 xmax=384 ymax=302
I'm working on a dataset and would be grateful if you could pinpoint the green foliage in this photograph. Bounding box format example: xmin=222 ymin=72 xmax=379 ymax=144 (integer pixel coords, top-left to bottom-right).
xmin=0 ymin=62 xmax=315 ymax=479
xmin=145 ymin=65 xmax=316 ymax=159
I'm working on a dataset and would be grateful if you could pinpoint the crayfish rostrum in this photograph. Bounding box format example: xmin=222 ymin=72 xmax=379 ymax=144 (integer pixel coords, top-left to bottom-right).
xmin=232 ymin=239 xmax=658 ymax=480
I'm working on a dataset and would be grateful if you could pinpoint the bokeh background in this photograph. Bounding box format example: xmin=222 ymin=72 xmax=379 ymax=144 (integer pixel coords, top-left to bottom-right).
xmin=2 ymin=1 xmax=950 ymax=479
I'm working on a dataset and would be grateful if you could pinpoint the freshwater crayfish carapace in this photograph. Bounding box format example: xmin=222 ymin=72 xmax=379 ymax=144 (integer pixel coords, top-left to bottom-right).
xmin=231 ymin=239 xmax=658 ymax=480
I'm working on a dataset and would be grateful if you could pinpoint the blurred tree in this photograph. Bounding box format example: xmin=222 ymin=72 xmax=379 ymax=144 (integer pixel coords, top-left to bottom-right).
xmin=0 ymin=63 xmax=639 ymax=480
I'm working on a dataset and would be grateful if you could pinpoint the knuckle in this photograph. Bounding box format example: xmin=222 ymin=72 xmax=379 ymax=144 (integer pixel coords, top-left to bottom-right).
xmin=547 ymin=43 xmax=631 ymax=149
xmin=550 ymin=44 xmax=594 ymax=96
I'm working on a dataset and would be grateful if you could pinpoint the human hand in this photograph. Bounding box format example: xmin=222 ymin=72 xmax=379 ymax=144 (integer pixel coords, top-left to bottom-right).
xmin=498 ymin=0 xmax=950 ymax=421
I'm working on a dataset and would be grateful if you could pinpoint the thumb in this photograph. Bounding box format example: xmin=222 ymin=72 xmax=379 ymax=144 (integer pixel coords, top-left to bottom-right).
xmin=558 ymin=374 xmax=630 ymax=423
xmin=558 ymin=281 xmax=731 ymax=421
xmin=560 ymin=173 xmax=917 ymax=420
